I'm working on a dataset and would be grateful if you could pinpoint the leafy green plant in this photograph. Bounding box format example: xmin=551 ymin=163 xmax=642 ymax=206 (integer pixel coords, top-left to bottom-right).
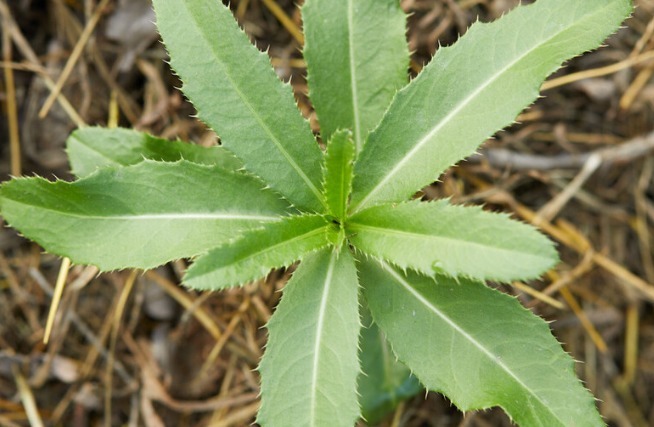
xmin=0 ymin=0 xmax=631 ymax=425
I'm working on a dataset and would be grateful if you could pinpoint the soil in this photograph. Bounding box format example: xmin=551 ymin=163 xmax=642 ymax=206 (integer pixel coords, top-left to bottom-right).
xmin=1 ymin=0 xmax=654 ymax=426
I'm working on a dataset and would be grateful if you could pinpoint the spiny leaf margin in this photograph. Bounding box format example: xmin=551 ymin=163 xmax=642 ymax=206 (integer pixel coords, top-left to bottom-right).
xmin=360 ymin=258 xmax=604 ymax=426
xmin=153 ymin=0 xmax=325 ymax=212
xmin=0 ymin=160 xmax=289 ymax=270
xmin=303 ymin=0 xmax=409 ymax=151
xmin=184 ymin=214 xmax=336 ymax=290
xmin=347 ymin=199 xmax=558 ymax=282
xmin=258 ymin=246 xmax=361 ymax=427
xmin=67 ymin=127 xmax=242 ymax=178
xmin=322 ymin=129 xmax=355 ymax=221
xmin=349 ymin=0 xmax=633 ymax=213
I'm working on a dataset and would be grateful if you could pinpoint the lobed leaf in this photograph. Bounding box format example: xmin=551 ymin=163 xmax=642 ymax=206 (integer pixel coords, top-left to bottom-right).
xmin=359 ymin=259 xmax=604 ymax=426
xmin=184 ymin=214 xmax=335 ymax=290
xmin=0 ymin=160 xmax=289 ymax=270
xmin=303 ymin=0 xmax=408 ymax=151
xmin=153 ymin=0 xmax=325 ymax=212
xmin=348 ymin=200 xmax=558 ymax=282
xmin=349 ymin=0 xmax=632 ymax=212
xmin=258 ymin=247 xmax=361 ymax=427
xmin=322 ymin=130 xmax=355 ymax=221
xmin=358 ymin=308 xmax=422 ymax=425
xmin=67 ymin=127 xmax=242 ymax=178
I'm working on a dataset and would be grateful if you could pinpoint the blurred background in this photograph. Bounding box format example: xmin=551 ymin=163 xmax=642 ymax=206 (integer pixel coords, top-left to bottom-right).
xmin=1 ymin=0 xmax=654 ymax=425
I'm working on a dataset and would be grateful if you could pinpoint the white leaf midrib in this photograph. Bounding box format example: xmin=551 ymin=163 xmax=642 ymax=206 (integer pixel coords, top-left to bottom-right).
xmin=220 ymin=225 xmax=326 ymax=267
xmin=351 ymin=4 xmax=613 ymax=213
xmin=187 ymin=219 xmax=329 ymax=284
xmin=7 ymin=198 xmax=280 ymax=222
xmin=380 ymin=261 xmax=563 ymax=424
xmin=346 ymin=0 xmax=363 ymax=152
xmin=178 ymin=2 xmax=326 ymax=210
xmin=309 ymin=250 xmax=338 ymax=426
xmin=351 ymin=222 xmax=545 ymax=260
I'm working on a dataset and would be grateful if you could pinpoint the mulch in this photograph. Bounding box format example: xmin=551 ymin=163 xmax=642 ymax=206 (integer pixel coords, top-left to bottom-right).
xmin=1 ymin=0 xmax=654 ymax=426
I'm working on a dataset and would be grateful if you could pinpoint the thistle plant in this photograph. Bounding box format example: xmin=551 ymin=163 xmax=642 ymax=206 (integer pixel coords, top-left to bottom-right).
xmin=0 ymin=0 xmax=632 ymax=425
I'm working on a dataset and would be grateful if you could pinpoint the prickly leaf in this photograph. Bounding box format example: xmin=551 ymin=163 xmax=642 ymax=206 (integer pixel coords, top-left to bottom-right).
xmin=348 ymin=200 xmax=558 ymax=282
xmin=350 ymin=0 xmax=632 ymax=212
xmin=258 ymin=247 xmax=361 ymax=427
xmin=153 ymin=0 xmax=325 ymax=212
xmin=184 ymin=215 xmax=334 ymax=290
xmin=303 ymin=0 xmax=408 ymax=150
xmin=360 ymin=259 xmax=604 ymax=426
xmin=0 ymin=160 xmax=288 ymax=270
xmin=67 ymin=127 xmax=242 ymax=178
xmin=322 ymin=130 xmax=355 ymax=220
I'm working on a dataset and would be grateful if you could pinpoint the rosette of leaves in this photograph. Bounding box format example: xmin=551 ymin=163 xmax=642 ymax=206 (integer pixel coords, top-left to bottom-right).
xmin=0 ymin=0 xmax=631 ymax=425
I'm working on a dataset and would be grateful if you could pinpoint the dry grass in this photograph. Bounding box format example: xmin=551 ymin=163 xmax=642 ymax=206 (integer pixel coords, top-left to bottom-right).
xmin=1 ymin=0 xmax=654 ymax=425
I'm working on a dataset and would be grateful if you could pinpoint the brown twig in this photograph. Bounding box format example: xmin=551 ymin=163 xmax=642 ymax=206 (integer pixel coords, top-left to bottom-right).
xmin=2 ymin=17 xmax=21 ymax=176
xmin=541 ymin=50 xmax=654 ymax=91
xmin=38 ymin=0 xmax=111 ymax=119
xmin=0 ymin=0 xmax=85 ymax=127
xmin=470 ymin=130 xmax=654 ymax=171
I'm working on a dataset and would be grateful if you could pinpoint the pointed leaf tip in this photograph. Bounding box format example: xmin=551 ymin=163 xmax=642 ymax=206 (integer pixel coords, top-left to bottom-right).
xmin=348 ymin=200 xmax=558 ymax=283
xmin=153 ymin=0 xmax=325 ymax=212
xmin=350 ymin=0 xmax=633 ymax=212
xmin=0 ymin=161 xmax=290 ymax=270
xmin=322 ymin=130 xmax=356 ymax=221
xmin=184 ymin=214 xmax=334 ymax=290
xmin=360 ymin=259 xmax=604 ymax=426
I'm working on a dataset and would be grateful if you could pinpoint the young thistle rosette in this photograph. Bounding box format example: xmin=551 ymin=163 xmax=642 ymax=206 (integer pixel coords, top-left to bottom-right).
xmin=0 ymin=0 xmax=632 ymax=426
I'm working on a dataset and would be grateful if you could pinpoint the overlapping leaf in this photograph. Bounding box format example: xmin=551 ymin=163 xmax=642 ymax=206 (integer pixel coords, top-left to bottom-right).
xmin=348 ymin=200 xmax=558 ymax=281
xmin=152 ymin=0 xmax=325 ymax=212
xmin=184 ymin=215 xmax=335 ymax=290
xmin=0 ymin=160 xmax=289 ymax=270
xmin=258 ymin=247 xmax=361 ymax=426
xmin=350 ymin=0 xmax=632 ymax=212
xmin=360 ymin=259 xmax=604 ymax=426
xmin=358 ymin=311 xmax=422 ymax=424
xmin=67 ymin=127 xmax=242 ymax=178
xmin=303 ymin=0 xmax=408 ymax=150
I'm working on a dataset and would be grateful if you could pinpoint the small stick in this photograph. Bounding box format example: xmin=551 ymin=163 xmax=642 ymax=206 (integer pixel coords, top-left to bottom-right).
xmin=471 ymin=130 xmax=654 ymax=171
xmin=623 ymin=303 xmax=639 ymax=385
xmin=542 ymin=50 xmax=654 ymax=91
xmin=558 ymin=285 xmax=608 ymax=353
xmin=261 ymin=0 xmax=304 ymax=45
xmin=2 ymin=18 xmax=21 ymax=176
xmin=0 ymin=0 xmax=85 ymax=127
xmin=620 ymin=14 xmax=654 ymax=111
xmin=145 ymin=270 xmax=223 ymax=341
xmin=12 ymin=367 xmax=45 ymax=427
xmin=38 ymin=0 xmax=111 ymax=118
xmin=105 ymin=270 xmax=139 ymax=427
xmin=43 ymin=257 xmax=71 ymax=345
xmin=512 ymin=281 xmax=565 ymax=309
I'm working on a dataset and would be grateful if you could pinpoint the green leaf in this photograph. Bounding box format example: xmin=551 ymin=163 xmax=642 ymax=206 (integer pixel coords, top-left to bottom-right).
xmin=349 ymin=0 xmax=632 ymax=212
xmin=258 ymin=247 xmax=361 ymax=427
xmin=358 ymin=308 xmax=422 ymax=425
xmin=322 ymin=130 xmax=355 ymax=220
xmin=184 ymin=214 xmax=335 ymax=290
xmin=153 ymin=0 xmax=326 ymax=212
xmin=0 ymin=160 xmax=289 ymax=270
xmin=303 ymin=0 xmax=408 ymax=151
xmin=348 ymin=200 xmax=558 ymax=282
xmin=67 ymin=127 xmax=242 ymax=178
xmin=359 ymin=259 xmax=604 ymax=426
